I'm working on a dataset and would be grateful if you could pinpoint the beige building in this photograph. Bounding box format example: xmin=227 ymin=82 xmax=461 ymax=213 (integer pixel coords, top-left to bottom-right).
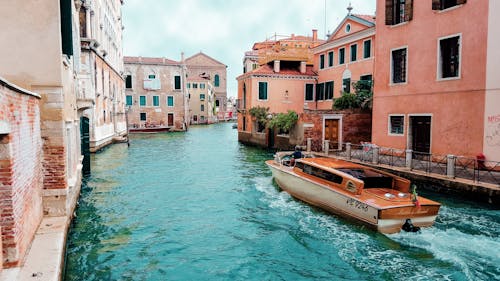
xmin=78 ymin=0 xmax=126 ymax=152
xmin=124 ymin=56 xmax=189 ymax=131
xmin=0 ymin=0 xmax=84 ymax=266
xmin=185 ymin=53 xmax=228 ymax=120
xmin=188 ymin=78 xmax=216 ymax=124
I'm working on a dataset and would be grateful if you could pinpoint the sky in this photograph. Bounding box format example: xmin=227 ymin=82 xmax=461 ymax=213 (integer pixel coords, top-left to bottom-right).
xmin=122 ymin=0 xmax=377 ymax=98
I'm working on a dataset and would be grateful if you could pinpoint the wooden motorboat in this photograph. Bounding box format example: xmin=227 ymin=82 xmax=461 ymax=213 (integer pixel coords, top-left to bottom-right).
xmin=265 ymin=154 xmax=441 ymax=233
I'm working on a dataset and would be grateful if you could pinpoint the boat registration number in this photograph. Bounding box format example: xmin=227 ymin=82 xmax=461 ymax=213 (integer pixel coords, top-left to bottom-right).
xmin=346 ymin=198 xmax=369 ymax=212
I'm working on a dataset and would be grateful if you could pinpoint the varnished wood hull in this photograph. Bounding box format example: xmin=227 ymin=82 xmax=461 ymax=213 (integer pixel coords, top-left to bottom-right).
xmin=266 ymin=160 xmax=440 ymax=234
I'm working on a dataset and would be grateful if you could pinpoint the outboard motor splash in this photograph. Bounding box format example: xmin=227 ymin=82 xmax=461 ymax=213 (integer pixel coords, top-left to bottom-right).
xmin=402 ymin=219 xmax=421 ymax=233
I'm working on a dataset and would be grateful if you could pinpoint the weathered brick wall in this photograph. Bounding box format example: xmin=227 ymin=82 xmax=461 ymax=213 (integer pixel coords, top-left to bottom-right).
xmin=301 ymin=109 xmax=372 ymax=152
xmin=0 ymin=79 xmax=43 ymax=268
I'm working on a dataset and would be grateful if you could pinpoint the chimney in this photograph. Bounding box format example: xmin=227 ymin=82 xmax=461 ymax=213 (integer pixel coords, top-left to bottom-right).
xmin=300 ymin=61 xmax=306 ymax=74
xmin=181 ymin=52 xmax=185 ymax=63
xmin=312 ymin=29 xmax=318 ymax=42
xmin=274 ymin=60 xmax=280 ymax=73
xmin=291 ymin=33 xmax=295 ymax=39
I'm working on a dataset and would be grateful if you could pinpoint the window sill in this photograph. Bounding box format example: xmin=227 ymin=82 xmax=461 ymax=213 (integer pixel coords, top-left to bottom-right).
xmin=389 ymin=82 xmax=408 ymax=86
xmin=388 ymin=133 xmax=404 ymax=137
xmin=436 ymin=4 xmax=464 ymax=14
xmin=436 ymin=76 xmax=461 ymax=82
xmin=389 ymin=21 xmax=409 ymax=29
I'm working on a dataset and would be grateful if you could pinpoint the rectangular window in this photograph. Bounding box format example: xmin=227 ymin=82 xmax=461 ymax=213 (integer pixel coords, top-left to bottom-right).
xmin=153 ymin=95 xmax=160 ymax=106
xmin=392 ymin=47 xmax=407 ymax=84
xmin=325 ymin=81 xmax=334 ymax=100
xmin=350 ymin=44 xmax=357 ymax=62
xmin=174 ymin=75 xmax=181 ymax=90
xmin=359 ymin=75 xmax=373 ymax=91
xmin=342 ymin=78 xmax=351 ymax=93
xmin=305 ymin=84 xmax=314 ymax=101
xmin=439 ymin=35 xmax=460 ymax=79
xmin=385 ymin=0 xmax=413 ymax=25
xmin=187 ymin=83 xmax=191 ymax=88
xmin=432 ymin=0 xmax=466 ymax=11
xmin=140 ymin=112 xmax=147 ymax=121
xmin=389 ymin=115 xmax=404 ymax=135
xmin=201 ymin=104 xmax=205 ymax=111
xmin=339 ymin=48 xmax=345 ymax=64
xmin=320 ymin=54 xmax=325 ymax=69
xmin=167 ymin=96 xmax=174 ymax=106
xmin=126 ymin=95 xmax=133 ymax=106
xmin=125 ymin=75 xmax=132 ymax=88
xmin=193 ymin=83 xmax=198 ymax=89
xmin=148 ymin=74 xmax=156 ymax=79
xmin=200 ymin=83 xmax=205 ymax=89
xmin=258 ymin=82 xmax=268 ymax=100
xmin=60 ymin=0 xmax=73 ymax=56
xmin=200 ymin=94 xmax=205 ymax=100
xmin=316 ymin=83 xmax=325 ymax=101
xmin=328 ymin=51 xmax=334 ymax=67
xmin=364 ymin=40 xmax=372 ymax=59
xmin=139 ymin=95 xmax=146 ymax=106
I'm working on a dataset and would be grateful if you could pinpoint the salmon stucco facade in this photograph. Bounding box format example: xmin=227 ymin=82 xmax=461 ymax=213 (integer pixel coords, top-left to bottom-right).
xmin=372 ymin=0 xmax=500 ymax=162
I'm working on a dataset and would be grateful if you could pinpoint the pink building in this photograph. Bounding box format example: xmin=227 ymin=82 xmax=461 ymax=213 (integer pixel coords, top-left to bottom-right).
xmin=372 ymin=0 xmax=500 ymax=162
xmin=313 ymin=13 xmax=375 ymax=109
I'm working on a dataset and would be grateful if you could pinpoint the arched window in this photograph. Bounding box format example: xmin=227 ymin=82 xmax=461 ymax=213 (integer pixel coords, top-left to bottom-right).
xmin=214 ymin=74 xmax=220 ymax=87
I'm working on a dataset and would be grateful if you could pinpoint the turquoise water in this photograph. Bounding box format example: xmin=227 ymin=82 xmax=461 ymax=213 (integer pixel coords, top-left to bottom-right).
xmin=64 ymin=123 xmax=500 ymax=281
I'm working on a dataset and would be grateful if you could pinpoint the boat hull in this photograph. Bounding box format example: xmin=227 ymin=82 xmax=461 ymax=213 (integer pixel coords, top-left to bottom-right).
xmin=266 ymin=160 xmax=439 ymax=234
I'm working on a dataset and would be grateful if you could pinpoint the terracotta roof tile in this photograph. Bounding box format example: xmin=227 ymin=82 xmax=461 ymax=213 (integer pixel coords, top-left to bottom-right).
xmin=249 ymin=64 xmax=317 ymax=76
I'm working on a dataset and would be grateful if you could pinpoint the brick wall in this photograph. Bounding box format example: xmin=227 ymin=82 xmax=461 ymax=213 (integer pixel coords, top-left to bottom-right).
xmin=301 ymin=109 xmax=372 ymax=152
xmin=0 ymin=79 xmax=43 ymax=268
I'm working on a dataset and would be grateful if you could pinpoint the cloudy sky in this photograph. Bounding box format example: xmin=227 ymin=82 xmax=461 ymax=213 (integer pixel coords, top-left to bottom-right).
xmin=122 ymin=0 xmax=376 ymax=97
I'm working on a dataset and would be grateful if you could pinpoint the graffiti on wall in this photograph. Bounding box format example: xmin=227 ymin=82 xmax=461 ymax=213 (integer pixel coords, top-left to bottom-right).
xmin=486 ymin=114 xmax=500 ymax=146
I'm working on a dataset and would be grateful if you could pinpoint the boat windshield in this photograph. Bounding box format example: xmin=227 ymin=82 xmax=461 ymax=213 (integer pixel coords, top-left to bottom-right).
xmin=337 ymin=168 xmax=393 ymax=188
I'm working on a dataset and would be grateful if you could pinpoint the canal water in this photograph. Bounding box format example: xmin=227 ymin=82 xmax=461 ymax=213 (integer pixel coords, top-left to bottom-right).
xmin=64 ymin=123 xmax=499 ymax=281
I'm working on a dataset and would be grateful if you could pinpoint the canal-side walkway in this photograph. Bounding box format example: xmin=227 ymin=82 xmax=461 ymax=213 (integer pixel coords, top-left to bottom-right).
xmin=0 ymin=217 xmax=68 ymax=281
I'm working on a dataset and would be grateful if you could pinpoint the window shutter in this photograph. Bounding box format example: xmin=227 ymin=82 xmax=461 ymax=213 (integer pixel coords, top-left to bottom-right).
xmin=432 ymin=0 xmax=441 ymax=10
xmin=457 ymin=0 xmax=467 ymax=5
xmin=405 ymin=0 xmax=413 ymax=22
xmin=385 ymin=0 xmax=394 ymax=25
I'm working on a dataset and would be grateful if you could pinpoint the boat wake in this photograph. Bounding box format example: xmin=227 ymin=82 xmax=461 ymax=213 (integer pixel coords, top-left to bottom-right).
xmin=253 ymin=176 xmax=500 ymax=281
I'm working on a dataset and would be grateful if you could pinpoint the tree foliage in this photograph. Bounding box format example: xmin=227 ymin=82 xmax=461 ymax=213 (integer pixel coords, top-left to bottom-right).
xmin=249 ymin=106 xmax=270 ymax=132
xmin=333 ymin=80 xmax=373 ymax=110
xmin=268 ymin=110 xmax=298 ymax=134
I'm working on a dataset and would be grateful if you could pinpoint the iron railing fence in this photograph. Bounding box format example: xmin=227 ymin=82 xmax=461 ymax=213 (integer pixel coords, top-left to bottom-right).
xmin=313 ymin=142 xmax=499 ymax=186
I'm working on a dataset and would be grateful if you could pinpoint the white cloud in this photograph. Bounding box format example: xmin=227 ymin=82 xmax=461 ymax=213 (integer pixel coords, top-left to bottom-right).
xmin=122 ymin=0 xmax=376 ymax=97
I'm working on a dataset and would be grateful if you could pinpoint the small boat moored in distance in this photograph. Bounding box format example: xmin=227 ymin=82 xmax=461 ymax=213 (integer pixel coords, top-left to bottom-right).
xmin=266 ymin=153 xmax=441 ymax=234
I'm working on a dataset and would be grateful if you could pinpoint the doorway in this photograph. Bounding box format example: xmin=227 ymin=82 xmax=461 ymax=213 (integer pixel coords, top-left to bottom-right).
xmin=410 ymin=116 xmax=431 ymax=154
xmin=167 ymin=113 xmax=174 ymax=127
xmin=324 ymin=118 xmax=340 ymax=150
xmin=80 ymin=116 xmax=90 ymax=175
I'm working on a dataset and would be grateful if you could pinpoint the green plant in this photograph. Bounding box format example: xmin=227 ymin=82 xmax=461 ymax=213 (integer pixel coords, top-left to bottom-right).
xmin=268 ymin=110 xmax=298 ymax=134
xmin=333 ymin=80 xmax=373 ymax=110
xmin=249 ymin=106 xmax=270 ymax=132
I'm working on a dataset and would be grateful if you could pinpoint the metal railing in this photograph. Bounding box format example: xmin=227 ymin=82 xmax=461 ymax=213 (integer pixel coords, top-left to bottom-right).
xmin=310 ymin=138 xmax=500 ymax=186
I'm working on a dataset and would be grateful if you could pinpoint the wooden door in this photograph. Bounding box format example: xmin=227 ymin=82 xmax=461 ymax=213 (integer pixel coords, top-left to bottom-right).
xmin=324 ymin=119 xmax=339 ymax=146
xmin=167 ymin=113 xmax=174 ymax=127
xmin=411 ymin=116 xmax=431 ymax=153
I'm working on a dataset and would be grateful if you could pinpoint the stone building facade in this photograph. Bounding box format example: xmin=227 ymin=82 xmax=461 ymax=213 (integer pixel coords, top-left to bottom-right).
xmin=0 ymin=0 xmax=84 ymax=267
xmin=185 ymin=53 xmax=228 ymax=120
xmin=0 ymin=78 xmax=43 ymax=268
xmin=124 ymin=56 xmax=189 ymax=131
xmin=78 ymin=0 xmax=127 ymax=152
xmin=188 ymin=78 xmax=216 ymax=125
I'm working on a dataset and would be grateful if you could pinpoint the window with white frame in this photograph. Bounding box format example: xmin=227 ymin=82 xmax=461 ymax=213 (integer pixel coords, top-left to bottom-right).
xmin=305 ymin=84 xmax=314 ymax=101
xmin=364 ymin=40 xmax=372 ymax=59
xmin=438 ymin=35 xmax=460 ymax=79
xmin=167 ymin=96 xmax=174 ymax=107
xmin=350 ymin=44 xmax=357 ymax=62
xmin=389 ymin=115 xmax=404 ymax=135
xmin=153 ymin=95 xmax=160 ymax=106
xmin=391 ymin=47 xmax=407 ymax=84
xmin=328 ymin=51 xmax=334 ymax=67
xmin=319 ymin=54 xmax=325 ymax=69
xmin=258 ymin=82 xmax=268 ymax=100
xmin=339 ymin=48 xmax=345 ymax=64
